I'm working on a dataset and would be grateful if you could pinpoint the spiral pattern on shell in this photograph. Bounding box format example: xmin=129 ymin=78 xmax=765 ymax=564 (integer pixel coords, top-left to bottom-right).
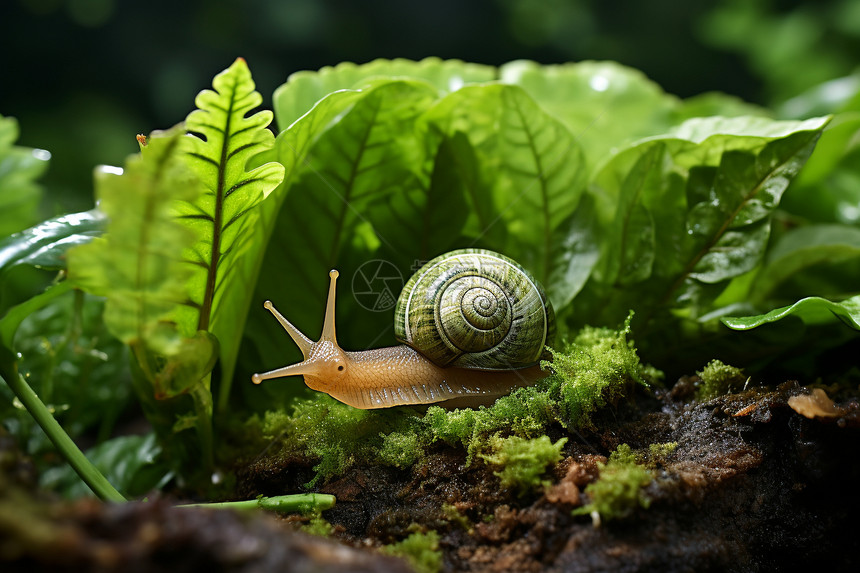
xmin=394 ymin=249 xmax=555 ymax=370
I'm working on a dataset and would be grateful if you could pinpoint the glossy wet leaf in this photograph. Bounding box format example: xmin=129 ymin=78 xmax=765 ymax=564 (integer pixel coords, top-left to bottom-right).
xmin=0 ymin=209 xmax=105 ymax=277
xmin=722 ymin=295 xmax=860 ymax=330
xmin=0 ymin=114 xmax=49 ymax=238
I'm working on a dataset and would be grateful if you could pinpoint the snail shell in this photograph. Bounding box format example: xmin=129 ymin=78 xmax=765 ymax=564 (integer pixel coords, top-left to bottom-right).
xmin=394 ymin=248 xmax=555 ymax=371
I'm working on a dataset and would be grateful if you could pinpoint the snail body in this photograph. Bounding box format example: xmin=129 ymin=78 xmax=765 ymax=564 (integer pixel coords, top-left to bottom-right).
xmin=252 ymin=249 xmax=555 ymax=409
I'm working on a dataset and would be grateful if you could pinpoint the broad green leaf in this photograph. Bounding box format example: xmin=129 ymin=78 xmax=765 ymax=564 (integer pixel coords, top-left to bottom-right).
xmin=545 ymin=193 xmax=600 ymax=314
xmin=751 ymin=224 xmax=860 ymax=303
xmin=578 ymin=115 xmax=829 ymax=329
xmin=175 ymin=58 xmax=285 ymax=394
xmin=722 ymin=295 xmax=860 ymax=331
xmin=0 ymin=114 xmax=49 ymax=239
xmin=424 ymin=83 xmax=587 ymax=286
xmin=273 ymin=57 xmax=495 ymax=131
xmin=593 ymin=142 xmax=664 ymax=287
xmin=439 ymin=131 xmax=507 ymax=248
xmin=365 ymin=133 xmax=469 ymax=261
xmin=0 ymin=209 xmax=105 ymax=277
xmin=67 ymin=132 xmax=200 ymax=357
xmin=499 ymin=60 xmax=678 ymax=173
xmin=782 ymin=113 xmax=860 ymax=225
xmin=685 ymin=126 xmax=828 ymax=283
xmin=251 ymin=80 xmax=439 ymax=371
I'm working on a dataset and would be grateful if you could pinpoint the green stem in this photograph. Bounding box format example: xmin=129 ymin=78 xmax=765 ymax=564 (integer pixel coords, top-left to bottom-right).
xmin=177 ymin=493 xmax=336 ymax=513
xmin=0 ymin=282 xmax=126 ymax=502
xmin=1 ymin=369 xmax=126 ymax=502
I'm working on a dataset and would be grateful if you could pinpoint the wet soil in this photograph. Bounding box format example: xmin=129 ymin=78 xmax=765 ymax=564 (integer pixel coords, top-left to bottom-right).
xmin=3 ymin=379 xmax=859 ymax=572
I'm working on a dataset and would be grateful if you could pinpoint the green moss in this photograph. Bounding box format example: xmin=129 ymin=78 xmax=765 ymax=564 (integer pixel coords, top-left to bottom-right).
xmin=696 ymin=359 xmax=746 ymax=400
xmin=550 ymin=313 xmax=658 ymax=429
xmin=573 ymin=444 xmax=653 ymax=523
xmin=422 ymin=379 xmax=557 ymax=462
xmin=378 ymin=430 xmax=422 ymax=469
xmin=381 ymin=530 xmax=442 ymax=573
xmin=441 ymin=503 xmax=471 ymax=530
xmin=259 ymin=317 xmax=660 ymax=487
xmin=646 ymin=442 xmax=678 ymax=467
xmin=301 ymin=516 xmax=334 ymax=537
xmin=481 ymin=435 xmax=567 ymax=495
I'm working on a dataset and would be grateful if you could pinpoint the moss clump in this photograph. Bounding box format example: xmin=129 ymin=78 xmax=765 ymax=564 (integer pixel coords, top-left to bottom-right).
xmin=261 ymin=397 xmax=423 ymax=486
xmin=301 ymin=516 xmax=334 ymax=537
xmin=549 ymin=313 xmax=659 ymax=429
xmin=378 ymin=430 xmax=422 ymax=469
xmin=381 ymin=530 xmax=442 ymax=573
xmin=423 ymin=313 xmax=659 ymax=458
xmin=481 ymin=435 xmax=567 ymax=495
xmin=696 ymin=359 xmax=746 ymax=400
xmin=441 ymin=503 xmax=471 ymax=530
xmin=260 ymin=316 xmax=659 ymax=486
xmin=646 ymin=442 xmax=678 ymax=468
xmin=573 ymin=444 xmax=653 ymax=523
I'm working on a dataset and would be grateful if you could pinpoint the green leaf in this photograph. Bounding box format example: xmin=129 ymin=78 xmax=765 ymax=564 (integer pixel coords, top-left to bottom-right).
xmin=684 ymin=123 xmax=829 ymax=283
xmin=577 ymin=115 xmax=829 ymax=330
xmin=751 ymin=224 xmax=860 ymax=303
xmin=251 ymin=80 xmax=439 ymax=369
xmin=175 ymin=58 xmax=285 ymax=397
xmin=423 ymin=83 xmax=587 ymax=286
xmin=5 ymin=290 xmax=131 ymax=446
xmin=593 ymin=143 xmax=664 ymax=287
xmin=546 ymin=193 xmax=600 ymax=313
xmin=722 ymin=295 xmax=860 ymax=331
xmin=41 ymin=432 xmax=172 ymax=499
xmin=365 ymin=133 xmax=469 ymax=261
xmin=499 ymin=60 xmax=678 ymax=173
xmin=0 ymin=114 xmax=49 ymax=239
xmin=273 ymin=57 xmax=495 ymax=131
xmin=0 ymin=282 xmax=72 ymax=355
xmin=668 ymin=115 xmax=831 ymax=143
xmin=0 ymin=209 xmax=106 ymax=277
xmin=67 ymin=132 xmax=201 ymax=356
xmin=781 ymin=112 xmax=860 ymax=225
xmin=0 ymin=280 xmax=127 ymax=502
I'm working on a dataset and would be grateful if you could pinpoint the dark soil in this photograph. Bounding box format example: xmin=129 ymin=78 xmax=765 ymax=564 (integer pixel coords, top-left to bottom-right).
xmin=3 ymin=379 xmax=859 ymax=572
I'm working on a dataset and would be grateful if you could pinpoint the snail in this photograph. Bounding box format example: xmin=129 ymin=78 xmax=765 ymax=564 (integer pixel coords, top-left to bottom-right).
xmin=251 ymin=249 xmax=555 ymax=409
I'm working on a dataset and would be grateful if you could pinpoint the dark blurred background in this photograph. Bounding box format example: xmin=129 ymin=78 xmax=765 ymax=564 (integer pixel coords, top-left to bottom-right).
xmin=2 ymin=0 xmax=859 ymax=217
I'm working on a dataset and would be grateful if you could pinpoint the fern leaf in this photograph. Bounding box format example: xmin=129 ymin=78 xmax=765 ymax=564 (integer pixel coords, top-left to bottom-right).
xmin=67 ymin=129 xmax=201 ymax=356
xmin=174 ymin=58 xmax=285 ymax=391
